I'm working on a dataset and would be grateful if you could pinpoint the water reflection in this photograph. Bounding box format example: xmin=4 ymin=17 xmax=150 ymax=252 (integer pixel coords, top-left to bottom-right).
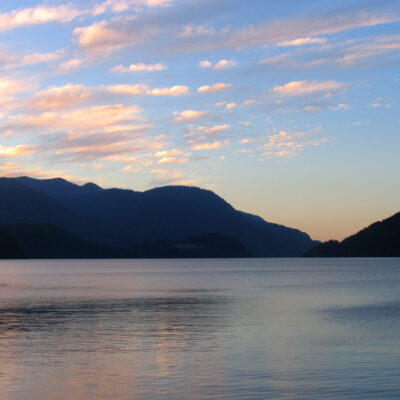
xmin=0 ymin=259 xmax=400 ymax=400
xmin=0 ymin=295 xmax=236 ymax=400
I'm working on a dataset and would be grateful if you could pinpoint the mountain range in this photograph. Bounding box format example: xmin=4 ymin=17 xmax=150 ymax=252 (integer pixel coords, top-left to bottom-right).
xmin=0 ymin=176 xmax=318 ymax=259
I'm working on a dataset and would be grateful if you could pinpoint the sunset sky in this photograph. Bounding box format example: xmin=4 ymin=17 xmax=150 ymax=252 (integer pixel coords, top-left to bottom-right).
xmin=0 ymin=0 xmax=399 ymax=241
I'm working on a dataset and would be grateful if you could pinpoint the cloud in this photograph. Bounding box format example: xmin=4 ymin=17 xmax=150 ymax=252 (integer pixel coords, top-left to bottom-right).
xmin=168 ymin=3 xmax=400 ymax=52
xmin=0 ymin=145 xmax=36 ymax=158
xmin=0 ymin=49 xmax=64 ymax=69
xmin=198 ymin=60 xmax=212 ymax=68
xmin=158 ymin=156 xmax=188 ymax=164
xmin=93 ymin=0 xmax=172 ymax=16
xmin=278 ymin=37 xmax=327 ymax=47
xmin=197 ymin=125 xmax=229 ymax=135
xmin=191 ymin=141 xmax=225 ymax=151
xmin=337 ymin=34 xmax=400 ymax=66
xmin=22 ymin=50 xmax=65 ymax=66
xmin=198 ymin=59 xmax=237 ymax=69
xmin=28 ymin=85 xmax=93 ymax=111
xmin=149 ymin=168 xmax=196 ymax=186
xmin=107 ymin=84 xmax=149 ymax=95
xmin=74 ymin=21 xmax=130 ymax=54
xmin=154 ymin=148 xmax=189 ymax=164
xmin=0 ymin=5 xmax=83 ymax=32
xmin=272 ymin=80 xmax=343 ymax=96
xmin=111 ymin=62 xmax=167 ymax=72
xmin=261 ymin=33 xmax=400 ymax=71
xmin=4 ymin=104 xmax=146 ymax=138
xmin=0 ymin=77 xmax=30 ymax=95
xmin=74 ymin=18 xmax=159 ymax=54
xmin=263 ymin=129 xmax=328 ymax=157
xmin=72 ymin=2 xmax=400 ymax=57
xmin=225 ymin=102 xmax=237 ymax=110
xmin=148 ymin=85 xmax=189 ymax=96
xmin=57 ymin=58 xmax=84 ymax=74
xmin=0 ymin=162 xmax=79 ymax=181
xmin=155 ymin=149 xmax=183 ymax=157
xmin=107 ymin=84 xmax=189 ymax=95
xmin=243 ymin=99 xmax=255 ymax=106
xmin=0 ymin=77 xmax=35 ymax=108
xmin=175 ymin=109 xmax=209 ymax=122
xmin=240 ymin=138 xmax=254 ymax=144
xmin=185 ymin=124 xmax=229 ymax=154
xmin=198 ymin=83 xmax=231 ymax=93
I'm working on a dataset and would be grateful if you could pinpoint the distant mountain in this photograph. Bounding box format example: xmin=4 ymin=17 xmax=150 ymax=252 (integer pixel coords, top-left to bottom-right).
xmin=304 ymin=212 xmax=400 ymax=257
xmin=0 ymin=176 xmax=319 ymax=257
xmin=0 ymin=224 xmax=251 ymax=259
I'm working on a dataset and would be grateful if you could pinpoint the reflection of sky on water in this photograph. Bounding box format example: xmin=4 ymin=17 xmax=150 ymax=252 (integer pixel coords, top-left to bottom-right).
xmin=0 ymin=258 xmax=400 ymax=400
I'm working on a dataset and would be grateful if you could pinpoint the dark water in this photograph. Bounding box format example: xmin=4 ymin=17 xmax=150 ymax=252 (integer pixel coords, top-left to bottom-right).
xmin=0 ymin=258 xmax=399 ymax=400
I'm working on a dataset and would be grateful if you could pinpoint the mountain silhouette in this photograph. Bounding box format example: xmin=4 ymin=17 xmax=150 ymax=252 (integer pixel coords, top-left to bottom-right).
xmin=304 ymin=212 xmax=400 ymax=257
xmin=0 ymin=176 xmax=318 ymax=257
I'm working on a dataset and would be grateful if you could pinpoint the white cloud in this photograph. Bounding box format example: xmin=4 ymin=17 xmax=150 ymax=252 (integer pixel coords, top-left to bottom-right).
xmin=0 ymin=145 xmax=36 ymax=158
xmin=0 ymin=5 xmax=83 ymax=32
xmin=226 ymin=102 xmax=237 ymax=110
xmin=198 ymin=83 xmax=231 ymax=93
xmin=158 ymin=156 xmax=188 ymax=164
xmin=28 ymin=85 xmax=93 ymax=111
xmin=22 ymin=50 xmax=65 ymax=66
xmin=155 ymin=149 xmax=183 ymax=157
xmin=337 ymin=34 xmax=400 ymax=66
xmin=57 ymin=59 xmax=84 ymax=74
xmin=93 ymin=0 xmax=172 ymax=16
xmin=278 ymin=37 xmax=327 ymax=47
xmin=111 ymin=62 xmax=167 ymax=72
xmin=192 ymin=141 xmax=226 ymax=151
xmin=0 ymin=77 xmax=35 ymax=108
xmin=148 ymin=85 xmax=189 ymax=96
xmin=272 ymin=80 xmax=343 ymax=96
xmin=107 ymin=84 xmax=189 ymax=96
xmin=263 ymin=129 xmax=328 ymax=157
xmin=74 ymin=21 xmax=130 ymax=54
xmin=198 ymin=60 xmax=212 ymax=68
xmin=198 ymin=59 xmax=237 ymax=69
xmin=243 ymin=99 xmax=255 ymax=106
xmin=175 ymin=109 xmax=209 ymax=122
xmin=240 ymin=138 xmax=254 ymax=144
xmin=170 ymin=6 xmax=400 ymax=52
xmin=197 ymin=125 xmax=229 ymax=135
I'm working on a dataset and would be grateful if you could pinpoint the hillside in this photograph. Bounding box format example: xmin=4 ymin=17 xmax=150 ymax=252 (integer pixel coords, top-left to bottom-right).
xmin=304 ymin=212 xmax=400 ymax=257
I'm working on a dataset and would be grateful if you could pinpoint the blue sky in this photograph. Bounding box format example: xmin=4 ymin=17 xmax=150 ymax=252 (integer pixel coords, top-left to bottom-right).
xmin=0 ymin=0 xmax=399 ymax=240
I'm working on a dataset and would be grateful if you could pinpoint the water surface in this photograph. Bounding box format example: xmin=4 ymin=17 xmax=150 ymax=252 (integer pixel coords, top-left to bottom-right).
xmin=0 ymin=258 xmax=399 ymax=399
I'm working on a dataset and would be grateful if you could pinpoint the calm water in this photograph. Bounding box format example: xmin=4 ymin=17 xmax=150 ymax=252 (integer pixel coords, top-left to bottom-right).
xmin=0 ymin=258 xmax=399 ymax=400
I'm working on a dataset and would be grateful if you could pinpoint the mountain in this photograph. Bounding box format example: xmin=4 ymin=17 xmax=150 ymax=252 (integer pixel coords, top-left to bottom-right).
xmin=304 ymin=212 xmax=400 ymax=257
xmin=0 ymin=224 xmax=251 ymax=259
xmin=0 ymin=176 xmax=318 ymax=257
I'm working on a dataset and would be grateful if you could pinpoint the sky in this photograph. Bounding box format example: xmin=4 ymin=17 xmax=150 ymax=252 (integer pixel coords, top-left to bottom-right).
xmin=0 ymin=0 xmax=399 ymax=241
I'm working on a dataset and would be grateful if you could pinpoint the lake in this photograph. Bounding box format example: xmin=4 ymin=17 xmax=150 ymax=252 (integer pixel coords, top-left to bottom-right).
xmin=0 ymin=258 xmax=399 ymax=399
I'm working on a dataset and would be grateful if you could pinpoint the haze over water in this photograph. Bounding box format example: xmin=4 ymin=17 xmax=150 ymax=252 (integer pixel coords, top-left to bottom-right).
xmin=0 ymin=258 xmax=399 ymax=400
